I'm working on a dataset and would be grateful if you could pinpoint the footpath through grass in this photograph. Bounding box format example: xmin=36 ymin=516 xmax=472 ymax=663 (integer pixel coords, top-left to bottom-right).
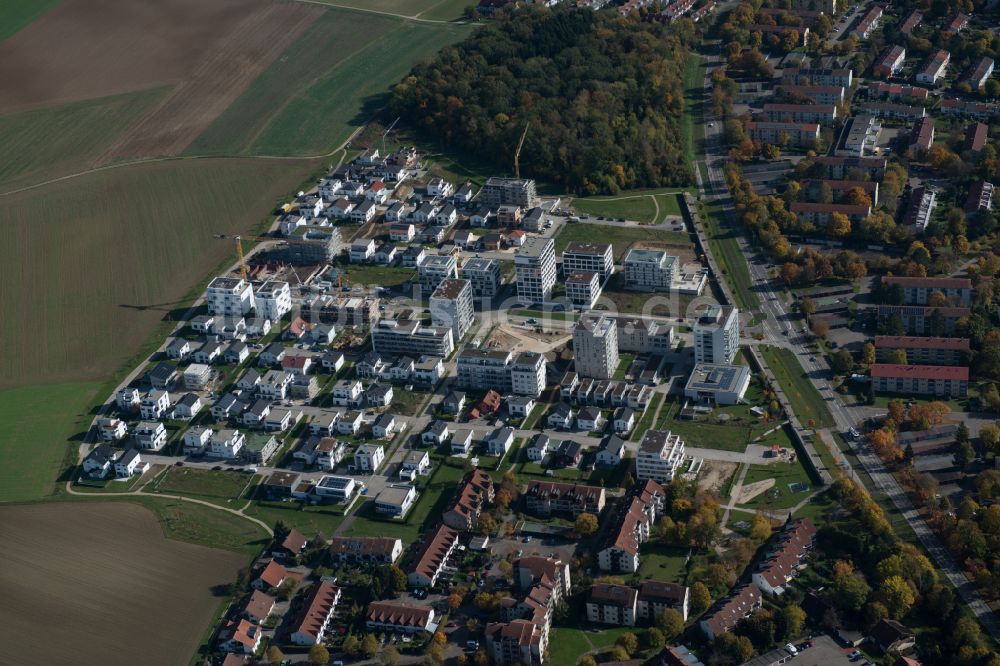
xmin=760 ymin=346 xmax=835 ymax=428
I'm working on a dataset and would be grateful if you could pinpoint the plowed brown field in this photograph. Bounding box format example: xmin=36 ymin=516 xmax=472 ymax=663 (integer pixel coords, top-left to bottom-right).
xmin=1 ymin=502 xmax=245 ymax=665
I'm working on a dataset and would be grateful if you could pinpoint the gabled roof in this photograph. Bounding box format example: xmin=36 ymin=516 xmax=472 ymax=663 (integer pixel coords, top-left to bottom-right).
xmin=367 ymin=600 xmax=433 ymax=628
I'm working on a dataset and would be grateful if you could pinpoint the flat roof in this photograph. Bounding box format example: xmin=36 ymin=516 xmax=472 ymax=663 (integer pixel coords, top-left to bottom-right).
xmin=685 ymin=363 xmax=751 ymax=393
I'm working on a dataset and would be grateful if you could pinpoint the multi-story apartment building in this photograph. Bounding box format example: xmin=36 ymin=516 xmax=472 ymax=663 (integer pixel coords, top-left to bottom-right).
xmin=254 ymin=280 xmax=292 ymax=322
xmin=899 ymin=9 xmax=922 ymax=34
xmin=782 ymin=67 xmax=853 ymax=87
xmin=789 ymin=202 xmax=872 ymax=225
xmin=442 ymin=469 xmax=494 ymax=531
xmin=561 ymin=241 xmax=614 ymax=281
xmin=762 ymin=103 xmax=837 ymax=124
xmin=966 ymin=57 xmax=995 ymax=90
xmin=622 ymin=248 xmax=676 ymax=291
xmin=916 ymin=50 xmax=950 ymax=85
xmin=965 ymin=180 xmax=995 ymax=216
xmin=206 ymin=277 xmax=255 ymax=316
xmin=868 ymin=82 xmax=929 ymax=102
xmin=874 ymin=336 xmax=969 ymax=366
xmin=371 ymin=318 xmax=455 ymax=357
xmin=311 ymin=295 xmax=380 ymax=328
xmin=873 ymin=45 xmax=906 ymax=78
xmin=566 ymin=271 xmax=602 ymax=308
xmin=515 ymin=237 xmax=557 ymax=305
xmin=811 ymin=156 xmax=886 ymax=179
xmin=480 ymin=177 xmax=540 ymax=209
xmin=407 ymin=524 xmax=458 ymax=588
xmin=862 ymin=102 xmax=926 ymax=121
xmin=635 ymin=430 xmax=685 ymax=483
xmin=456 ymin=349 xmax=545 ymax=397
xmin=598 ymin=480 xmax=665 ymax=572
xmin=573 ymin=314 xmax=619 ymax=379
xmin=910 ymin=116 xmax=935 ymax=153
xmin=430 ymin=278 xmax=475 ymax=343
xmin=418 ymin=255 xmax=459 ymax=294
xmin=524 ymin=480 xmax=606 ymax=518
xmin=637 ymin=581 xmax=691 ymax=622
xmin=510 ymin=351 xmax=546 ymax=397
xmin=801 ymin=179 xmax=879 ymax=206
xmin=586 ymin=584 xmax=638 ymax=626
xmin=775 ymin=84 xmax=845 ymax=105
xmin=852 ymin=5 xmax=882 ymax=39
xmin=461 ymin=257 xmax=501 ymax=298
xmin=903 ymin=187 xmax=936 ymax=230
xmin=881 ymin=276 xmax=973 ymax=306
xmin=871 ymin=364 xmax=969 ymax=397
xmin=693 ymin=305 xmax=739 ymax=364
xmin=745 ymin=120 xmax=821 ymax=147
xmin=615 ymin=317 xmax=674 ymax=354
xmin=876 ymin=305 xmax=970 ymax=336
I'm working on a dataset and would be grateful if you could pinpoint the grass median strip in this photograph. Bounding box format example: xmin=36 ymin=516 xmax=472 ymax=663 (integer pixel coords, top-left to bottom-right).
xmin=759 ymin=346 xmax=835 ymax=428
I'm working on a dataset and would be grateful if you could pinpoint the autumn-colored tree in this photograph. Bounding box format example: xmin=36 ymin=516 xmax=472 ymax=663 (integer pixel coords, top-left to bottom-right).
xmin=309 ymin=644 xmax=330 ymax=666
xmin=578 ymin=657 xmax=597 ymax=666
xmin=342 ymin=635 xmax=360 ymax=656
xmin=646 ymin=627 xmax=666 ymax=649
xmin=828 ymin=212 xmax=851 ymax=238
xmin=842 ymin=187 xmax=872 ymax=207
xmin=478 ymin=513 xmax=496 ymax=535
xmin=690 ymin=582 xmax=712 ymax=615
xmin=495 ymin=488 xmax=512 ymax=511
xmin=832 ymin=560 xmax=854 ymax=581
xmin=448 ymin=593 xmax=463 ymax=610
xmin=927 ymin=290 xmax=949 ymax=307
xmin=887 ymin=349 xmax=908 ymax=365
xmin=616 ymin=632 xmax=639 ymax=656
xmin=362 ymin=634 xmax=379 ymax=658
xmin=777 ymin=605 xmax=806 ymax=641
xmin=750 ymin=512 xmax=772 ymax=542
xmin=656 ymin=608 xmax=685 ymax=640
xmin=980 ymin=424 xmax=1000 ymax=455
xmin=799 ymin=297 xmax=816 ymax=315
xmin=810 ymin=318 xmax=829 ymax=339
xmin=267 ymin=646 xmax=285 ymax=666
xmin=886 ymin=399 xmax=905 ymax=426
xmin=575 ymin=512 xmax=598 ymax=536
xmin=878 ymin=576 xmax=916 ymax=619
xmin=780 ymin=262 xmax=803 ymax=285
xmin=861 ymin=342 xmax=876 ymax=366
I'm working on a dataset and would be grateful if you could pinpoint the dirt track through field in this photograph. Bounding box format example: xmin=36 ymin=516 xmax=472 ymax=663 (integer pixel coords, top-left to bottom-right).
xmin=94 ymin=3 xmax=321 ymax=163
xmin=1 ymin=502 xmax=245 ymax=665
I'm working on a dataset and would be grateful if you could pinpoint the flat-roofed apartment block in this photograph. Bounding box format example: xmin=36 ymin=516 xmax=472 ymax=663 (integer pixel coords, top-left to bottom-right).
xmin=615 ymin=316 xmax=674 ymax=353
xmin=418 ymin=255 xmax=459 ymax=294
xmin=562 ymin=241 xmax=614 ymax=281
xmin=877 ymin=305 xmax=970 ymax=336
xmin=623 ymin=248 xmax=676 ymax=291
xmin=861 ymin=102 xmax=926 ymax=121
xmin=875 ymin=336 xmax=969 ymax=366
xmin=515 ymin=237 xmax=557 ymax=305
xmin=207 ymin=277 xmax=255 ymax=316
xmin=371 ymin=318 xmax=454 ymax=357
xmin=573 ymin=314 xmax=619 ymax=379
xmin=871 ymin=364 xmax=969 ymax=397
xmin=745 ymin=121 xmax=820 ymax=147
xmin=586 ymin=584 xmax=638 ymax=626
xmin=903 ymin=187 xmax=936 ymax=230
xmin=684 ymin=363 xmax=752 ymax=405
xmin=524 ymin=480 xmax=606 ymax=517
xmin=881 ymin=276 xmax=973 ymax=306
xmin=842 ymin=113 xmax=881 ymax=155
xmin=511 ymin=351 xmax=546 ymax=397
xmin=566 ymin=271 xmax=602 ymax=308
xmin=254 ymin=280 xmax=292 ymax=322
xmin=461 ymin=257 xmax=501 ymax=298
xmin=636 ymin=429 xmax=686 ymax=483
xmin=762 ymin=103 xmax=838 ymax=124
xmin=693 ymin=305 xmax=739 ymax=364
xmin=312 ymin=295 xmax=379 ymax=328
xmin=458 ymin=349 xmax=513 ymax=392
xmin=430 ymin=278 xmax=475 ymax=343
xmin=480 ymin=177 xmax=540 ymax=208
xmin=285 ymin=225 xmax=343 ymax=264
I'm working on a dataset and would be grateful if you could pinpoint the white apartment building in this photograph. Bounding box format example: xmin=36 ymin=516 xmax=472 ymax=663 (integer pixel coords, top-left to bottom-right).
xmin=461 ymin=257 xmax=501 ymax=298
xmin=515 ymin=237 xmax=557 ymax=306
xmin=371 ymin=319 xmax=455 ymax=358
xmin=355 ymin=444 xmax=385 ymax=472
xmin=623 ymin=248 xmax=676 ymax=291
xmin=255 ymin=280 xmax=292 ymax=322
xmin=510 ymin=351 xmax=546 ymax=397
xmin=562 ymin=242 xmax=614 ymax=281
xmin=566 ymin=271 xmax=602 ymax=309
xmin=693 ymin=305 xmax=740 ymax=364
xmin=418 ymin=255 xmax=459 ymax=294
xmin=573 ymin=314 xmax=619 ymax=379
xmin=210 ymin=429 xmax=246 ymax=459
xmin=206 ymin=277 xmax=255 ymax=316
xmin=636 ymin=430 xmax=686 ymax=483
xmin=430 ymin=279 xmax=475 ymax=344
xmin=456 ymin=349 xmax=545 ymax=397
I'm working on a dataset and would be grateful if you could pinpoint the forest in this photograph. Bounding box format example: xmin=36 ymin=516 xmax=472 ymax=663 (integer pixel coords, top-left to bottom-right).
xmin=390 ymin=7 xmax=694 ymax=194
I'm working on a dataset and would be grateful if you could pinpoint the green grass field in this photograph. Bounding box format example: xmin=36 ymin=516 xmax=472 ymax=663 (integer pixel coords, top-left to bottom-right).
xmin=701 ymin=200 xmax=760 ymax=312
xmin=186 ymin=9 xmax=400 ymax=156
xmin=0 ymin=157 xmax=313 ymax=390
xmin=244 ymin=501 xmax=346 ymax=537
xmin=636 ymin=543 xmax=688 ymax=582
xmin=738 ymin=461 xmax=816 ymax=510
xmin=571 ymin=191 xmax=685 ymax=224
xmin=250 ymin=18 xmax=471 ymax=156
xmin=125 ymin=497 xmax=269 ymax=556
xmin=0 ymin=0 xmax=60 ymax=41
xmin=153 ymin=468 xmax=255 ymax=501
xmin=630 ymin=393 xmax=664 ymax=441
xmin=554 ymin=222 xmax=691 ymax=261
xmin=0 ymin=87 xmax=167 ymax=190
xmin=344 ymin=263 xmax=415 ymax=288
xmin=681 ymin=52 xmax=702 ymax=172
xmin=759 ymin=346 xmax=835 ymax=428
xmin=0 ymin=382 xmax=101 ymax=502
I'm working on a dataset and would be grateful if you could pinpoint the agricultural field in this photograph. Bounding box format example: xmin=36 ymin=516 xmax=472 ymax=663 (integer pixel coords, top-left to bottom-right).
xmin=554 ymin=221 xmax=691 ymax=261
xmin=249 ymin=17 xmax=472 ymax=156
xmin=323 ymin=0 xmax=468 ymax=16
xmin=152 ymin=467 xmax=256 ymax=503
xmin=1 ymin=502 xmax=248 ymax=665
xmin=0 ymin=157 xmax=315 ymax=391
xmin=0 ymin=0 xmax=61 ymax=41
xmin=0 ymin=382 xmax=101 ymax=502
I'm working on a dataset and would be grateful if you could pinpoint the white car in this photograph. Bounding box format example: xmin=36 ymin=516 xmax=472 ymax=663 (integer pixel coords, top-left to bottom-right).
xmin=785 ymin=643 xmax=798 ymax=656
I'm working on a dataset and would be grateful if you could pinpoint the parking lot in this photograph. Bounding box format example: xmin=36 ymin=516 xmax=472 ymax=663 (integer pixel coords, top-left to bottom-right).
xmin=741 ymin=635 xmax=865 ymax=666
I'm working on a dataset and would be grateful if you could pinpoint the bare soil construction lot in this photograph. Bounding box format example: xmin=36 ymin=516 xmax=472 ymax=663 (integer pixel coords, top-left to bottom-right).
xmin=1 ymin=502 xmax=245 ymax=665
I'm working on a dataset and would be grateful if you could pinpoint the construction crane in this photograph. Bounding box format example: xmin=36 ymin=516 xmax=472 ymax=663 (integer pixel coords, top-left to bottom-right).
xmin=215 ymin=233 xmax=318 ymax=282
xmin=381 ymin=117 xmax=400 ymax=154
xmin=513 ymin=122 xmax=530 ymax=179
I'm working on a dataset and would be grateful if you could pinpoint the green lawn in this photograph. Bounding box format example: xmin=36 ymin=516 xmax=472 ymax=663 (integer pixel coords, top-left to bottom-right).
xmin=344 ymin=264 xmax=415 ymax=288
xmin=547 ymin=628 xmax=591 ymax=666
xmin=123 ymin=497 xmax=269 ymax=557
xmin=523 ymin=403 xmax=548 ymax=430
xmin=614 ymin=353 xmax=636 ymax=380
xmin=0 ymin=0 xmax=60 ymax=41
xmin=636 ymin=543 xmax=688 ymax=582
xmin=244 ymin=501 xmax=346 ymax=537
xmin=738 ymin=461 xmax=816 ymax=510
xmin=0 ymin=87 xmax=167 ymax=189
xmin=554 ymin=222 xmax=691 ymax=261
xmin=681 ymin=51 xmax=702 ymax=172
xmin=759 ymin=346 xmax=835 ymax=428
xmin=250 ymin=18 xmax=471 ymax=156
xmin=513 ymin=309 xmax=580 ymax=322
xmin=0 ymin=382 xmax=101 ymax=502
xmin=653 ymin=387 xmax=785 ymax=453
xmin=630 ymin=393 xmax=664 ymax=441
xmin=699 ymin=199 xmax=760 ymax=312
xmin=152 ymin=467 xmax=255 ymax=501
xmin=392 ymin=389 xmax=430 ymax=417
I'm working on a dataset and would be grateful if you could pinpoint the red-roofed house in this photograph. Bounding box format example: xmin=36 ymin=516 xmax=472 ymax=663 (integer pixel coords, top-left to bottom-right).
xmin=871 ymin=364 xmax=969 ymax=397
xmin=751 ymin=518 xmax=816 ymax=595
xmin=274 ymin=528 xmax=309 ymax=558
xmin=442 ymin=469 xmax=494 ymax=531
xmin=220 ymin=619 xmax=263 ymax=654
xmin=254 ymin=560 xmax=292 ymax=591
xmin=367 ymin=600 xmax=436 ymax=634
xmin=874 ymin=336 xmax=969 ymax=365
xmin=407 ymin=524 xmax=458 ymax=587
xmin=289 ymin=581 xmax=341 ymax=645
xmin=699 ymin=585 xmax=762 ymax=640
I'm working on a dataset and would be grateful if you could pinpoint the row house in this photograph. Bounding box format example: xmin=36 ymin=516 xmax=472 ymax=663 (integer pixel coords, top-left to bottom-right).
xmin=699 ymin=585 xmax=763 ymax=640
xmin=366 ymin=601 xmax=435 ymax=635
xmin=873 ymin=46 xmax=905 ymax=78
xmin=751 ymin=518 xmax=817 ymax=595
xmin=916 ymin=50 xmax=950 ymax=85
xmin=523 ymin=480 xmax=606 ymax=518
xmin=442 ymin=469 xmax=494 ymax=531
xmin=407 ymin=524 xmax=458 ymax=588
xmin=598 ymin=480 xmax=665 ymax=573
xmin=328 ymin=537 xmax=403 ymax=565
